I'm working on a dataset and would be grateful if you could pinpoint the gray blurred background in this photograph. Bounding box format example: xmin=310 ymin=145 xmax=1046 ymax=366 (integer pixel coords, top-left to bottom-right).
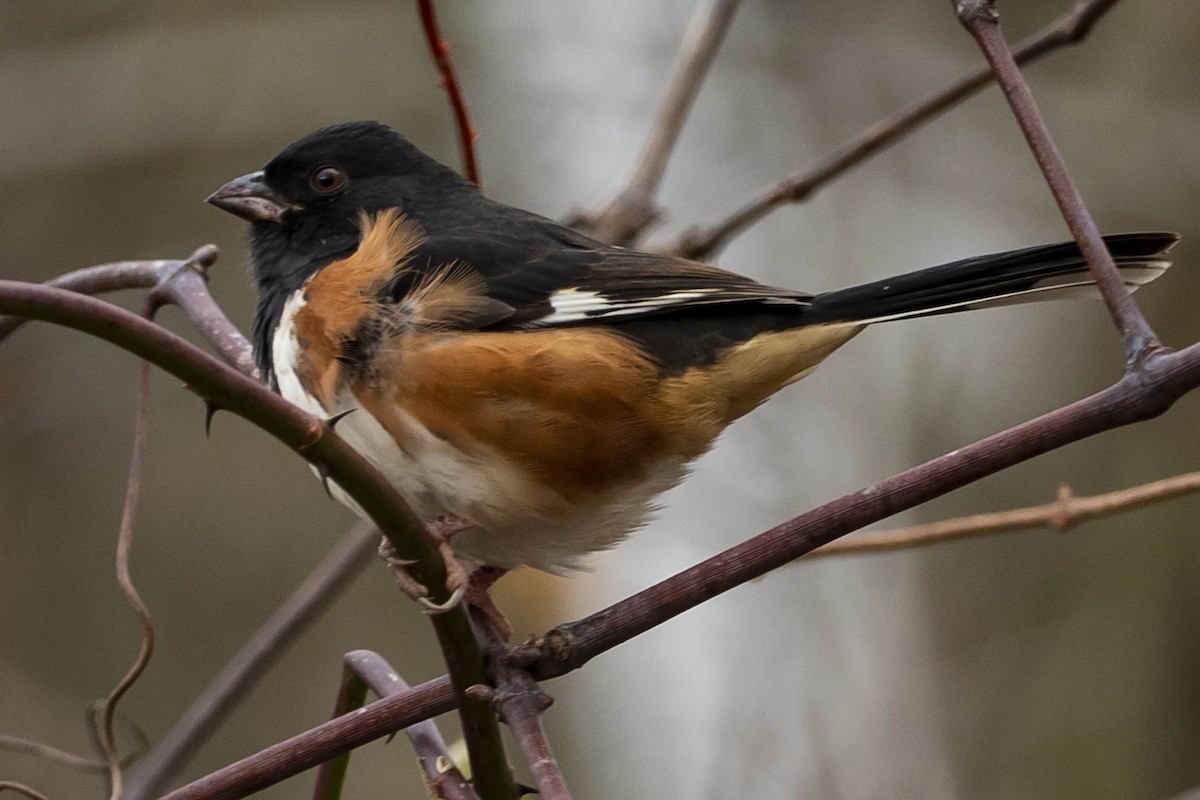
xmin=2 ymin=1 xmax=1199 ymax=798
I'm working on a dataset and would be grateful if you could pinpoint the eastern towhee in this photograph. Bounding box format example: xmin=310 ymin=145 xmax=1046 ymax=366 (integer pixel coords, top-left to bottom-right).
xmin=207 ymin=120 xmax=1178 ymax=609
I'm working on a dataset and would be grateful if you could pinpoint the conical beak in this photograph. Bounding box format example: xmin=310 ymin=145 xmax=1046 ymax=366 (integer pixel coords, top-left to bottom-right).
xmin=205 ymin=170 xmax=293 ymax=223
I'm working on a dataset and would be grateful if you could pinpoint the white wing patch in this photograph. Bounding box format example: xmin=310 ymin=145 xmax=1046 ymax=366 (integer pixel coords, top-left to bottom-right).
xmin=539 ymin=286 xmax=784 ymax=325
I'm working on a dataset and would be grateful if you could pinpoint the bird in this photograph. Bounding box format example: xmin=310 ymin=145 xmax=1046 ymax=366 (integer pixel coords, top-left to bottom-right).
xmin=207 ymin=120 xmax=1178 ymax=615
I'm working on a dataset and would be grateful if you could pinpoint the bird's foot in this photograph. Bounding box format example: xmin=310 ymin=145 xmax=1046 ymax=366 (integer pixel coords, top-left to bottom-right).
xmin=377 ymin=515 xmax=471 ymax=614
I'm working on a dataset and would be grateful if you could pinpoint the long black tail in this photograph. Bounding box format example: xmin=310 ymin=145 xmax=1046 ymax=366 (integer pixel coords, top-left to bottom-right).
xmin=805 ymin=232 xmax=1179 ymax=325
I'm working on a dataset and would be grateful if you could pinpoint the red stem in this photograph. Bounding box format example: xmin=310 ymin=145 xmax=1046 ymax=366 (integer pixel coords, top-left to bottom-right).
xmin=418 ymin=0 xmax=481 ymax=187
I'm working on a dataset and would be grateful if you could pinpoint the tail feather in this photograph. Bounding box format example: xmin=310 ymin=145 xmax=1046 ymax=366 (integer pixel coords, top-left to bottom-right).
xmin=805 ymin=232 xmax=1179 ymax=325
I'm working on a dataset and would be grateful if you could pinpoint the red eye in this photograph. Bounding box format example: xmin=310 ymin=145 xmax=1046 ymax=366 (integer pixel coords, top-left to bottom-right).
xmin=310 ymin=166 xmax=345 ymax=193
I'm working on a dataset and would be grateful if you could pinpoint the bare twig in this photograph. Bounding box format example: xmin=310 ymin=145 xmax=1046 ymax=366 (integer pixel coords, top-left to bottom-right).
xmin=0 ymin=728 xmax=147 ymax=774
xmin=0 ymin=246 xmax=256 ymax=380
xmin=96 ymin=316 xmax=156 ymax=800
xmin=808 ymin=474 xmax=1200 ymax=558
xmin=954 ymin=0 xmax=1155 ymax=360
xmin=472 ymin=613 xmax=571 ymax=800
xmin=309 ymin=661 xmax=370 ymax=800
xmin=162 ymin=677 xmax=457 ymax=800
xmin=0 ymin=782 xmax=50 ymax=800
xmin=315 ymin=651 xmax=475 ymax=800
xmin=123 ymin=523 xmax=379 ymax=800
xmin=571 ymin=0 xmax=742 ymax=246
xmin=418 ymin=0 xmax=481 ymax=187
xmin=665 ymin=0 xmax=1125 ymax=260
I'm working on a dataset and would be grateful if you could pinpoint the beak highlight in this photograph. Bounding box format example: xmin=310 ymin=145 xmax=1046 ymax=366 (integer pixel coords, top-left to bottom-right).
xmin=205 ymin=170 xmax=293 ymax=223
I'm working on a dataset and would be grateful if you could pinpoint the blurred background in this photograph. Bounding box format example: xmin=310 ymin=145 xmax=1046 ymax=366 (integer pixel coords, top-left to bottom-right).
xmin=2 ymin=1 xmax=1198 ymax=798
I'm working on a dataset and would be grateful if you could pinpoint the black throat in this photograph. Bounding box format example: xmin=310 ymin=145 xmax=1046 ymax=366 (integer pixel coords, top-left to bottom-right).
xmin=248 ymin=220 xmax=358 ymax=387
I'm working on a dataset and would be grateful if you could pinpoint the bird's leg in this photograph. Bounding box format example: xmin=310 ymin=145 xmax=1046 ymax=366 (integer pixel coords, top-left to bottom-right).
xmin=377 ymin=515 xmax=470 ymax=614
xmin=378 ymin=518 xmax=511 ymax=636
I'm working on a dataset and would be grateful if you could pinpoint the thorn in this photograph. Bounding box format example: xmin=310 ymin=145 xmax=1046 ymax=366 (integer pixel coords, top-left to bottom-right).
xmin=204 ymin=401 xmax=219 ymax=437
xmin=316 ymin=463 xmax=335 ymax=499
xmin=326 ymin=408 xmax=357 ymax=429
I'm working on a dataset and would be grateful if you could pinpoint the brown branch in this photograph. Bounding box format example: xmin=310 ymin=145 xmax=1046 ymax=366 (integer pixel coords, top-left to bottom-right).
xmin=807 ymin=473 xmax=1200 ymax=558
xmin=570 ymin=0 xmax=742 ymax=246
xmin=123 ymin=523 xmax=379 ymax=800
xmin=308 ymin=663 xmax=369 ymax=800
xmin=665 ymin=0 xmax=1124 ymax=261
xmin=0 ymin=282 xmax=509 ymax=800
xmin=472 ymin=613 xmax=572 ymax=800
xmin=0 ymin=246 xmax=257 ymax=380
xmin=418 ymin=0 xmax=481 ymax=187
xmin=162 ymin=677 xmax=457 ymax=800
xmin=315 ymin=651 xmax=475 ymax=800
xmin=954 ymin=0 xmax=1155 ymax=360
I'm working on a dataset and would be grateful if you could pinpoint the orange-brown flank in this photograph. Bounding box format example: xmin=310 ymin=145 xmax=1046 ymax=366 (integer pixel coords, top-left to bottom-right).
xmin=290 ymin=210 xmax=860 ymax=502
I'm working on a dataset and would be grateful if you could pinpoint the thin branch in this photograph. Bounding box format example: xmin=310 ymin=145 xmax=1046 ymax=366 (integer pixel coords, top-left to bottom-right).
xmin=418 ymin=0 xmax=481 ymax=187
xmin=123 ymin=523 xmax=379 ymax=800
xmin=309 ymin=664 xmax=369 ymax=800
xmin=161 ymin=677 xmax=457 ymax=800
xmin=472 ymin=613 xmax=571 ymax=800
xmin=0 ymin=246 xmax=256 ymax=380
xmin=665 ymin=0 xmax=1124 ymax=260
xmin=571 ymin=0 xmax=742 ymax=246
xmin=0 ymin=282 xmax=508 ymax=800
xmin=0 ymin=728 xmax=147 ymax=774
xmin=808 ymin=473 xmax=1200 ymax=558
xmin=322 ymin=651 xmax=476 ymax=800
xmin=0 ymin=783 xmax=50 ymax=800
xmin=954 ymin=0 xmax=1155 ymax=360
xmin=96 ymin=321 xmax=156 ymax=800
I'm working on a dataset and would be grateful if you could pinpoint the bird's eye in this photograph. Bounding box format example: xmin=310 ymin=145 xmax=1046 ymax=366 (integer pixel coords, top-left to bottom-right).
xmin=309 ymin=166 xmax=346 ymax=193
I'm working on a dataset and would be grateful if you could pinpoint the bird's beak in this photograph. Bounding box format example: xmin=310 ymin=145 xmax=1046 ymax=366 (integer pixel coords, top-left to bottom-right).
xmin=205 ymin=170 xmax=294 ymax=223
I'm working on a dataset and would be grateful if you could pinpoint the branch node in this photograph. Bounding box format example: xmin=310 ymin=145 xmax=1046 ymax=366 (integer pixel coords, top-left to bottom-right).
xmin=187 ymin=244 xmax=220 ymax=278
xmin=1050 ymin=483 xmax=1076 ymax=531
xmin=956 ymin=0 xmax=999 ymax=23
xmin=464 ymin=684 xmax=497 ymax=704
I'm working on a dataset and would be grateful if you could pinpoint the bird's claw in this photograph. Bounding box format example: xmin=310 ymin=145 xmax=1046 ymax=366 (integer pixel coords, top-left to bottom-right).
xmin=418 ymin=583 xmax=467 ymax=614
xmin=376 ymin=518 xmax=471 ymax=613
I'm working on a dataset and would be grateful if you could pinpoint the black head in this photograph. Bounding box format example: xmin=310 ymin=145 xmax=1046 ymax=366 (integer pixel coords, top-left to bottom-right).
xmin=206 ymin=121 xmax=478 ymax=381
xmin=208 ymin=120 xmax=476 ymax=290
